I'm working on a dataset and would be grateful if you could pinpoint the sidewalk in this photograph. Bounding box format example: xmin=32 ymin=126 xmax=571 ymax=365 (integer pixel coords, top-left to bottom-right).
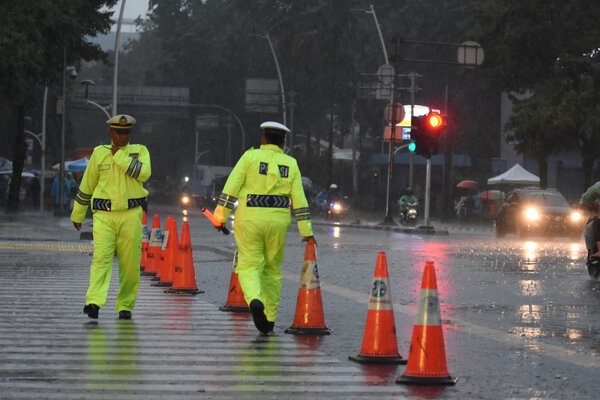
xmin=0 ymin=208 xmax=415 ymax=400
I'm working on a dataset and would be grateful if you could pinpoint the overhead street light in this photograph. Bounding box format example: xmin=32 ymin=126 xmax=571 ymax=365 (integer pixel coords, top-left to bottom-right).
xmin=80 ymin=79 xmax=111 ymax=119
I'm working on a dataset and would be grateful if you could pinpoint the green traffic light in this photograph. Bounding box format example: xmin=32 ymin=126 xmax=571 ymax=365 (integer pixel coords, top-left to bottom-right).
xmin=408 ymin=141 xmax=416 ymax=152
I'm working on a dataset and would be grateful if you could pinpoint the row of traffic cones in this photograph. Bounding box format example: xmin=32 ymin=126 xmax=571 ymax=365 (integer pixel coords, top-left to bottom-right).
xmin=140 ymin=211 xmax=203 ymax=295
xmin=141 ymin=211 xmax=455 ymax=385
xmin=348 ymin=252 xmax=456 ymax=385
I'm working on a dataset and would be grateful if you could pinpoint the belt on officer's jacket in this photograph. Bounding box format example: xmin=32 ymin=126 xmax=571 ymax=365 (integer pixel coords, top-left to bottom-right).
xmin=246 ymin=194 xmax=290 ymax=208
xmin=92 ymin=197 xmax=147 ymax=211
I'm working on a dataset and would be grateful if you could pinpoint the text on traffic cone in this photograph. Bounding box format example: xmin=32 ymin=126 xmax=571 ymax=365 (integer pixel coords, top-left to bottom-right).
xmin=153 ymin=216 xmax=178 ymax=287
xmin=219 ymin=250 xmax=250 ymax=312
xmin=396 ymin=260 xmax=456 ymax=385
xmin=140 ymin=211 xmax=149 ymax=272
xmin=144 ymin=214 xmax=161 ymax=276
xmin=349 ymin=251 xmax=406 ymax=365
xmin=285 ymin=240 xmax=331 ymax=335
xmin=165 ymin=220 xmax=203 ymax=295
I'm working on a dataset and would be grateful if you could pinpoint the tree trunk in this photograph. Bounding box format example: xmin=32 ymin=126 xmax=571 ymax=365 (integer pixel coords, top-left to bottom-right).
xmin=537 ymin=155 xmax=548 ymax=189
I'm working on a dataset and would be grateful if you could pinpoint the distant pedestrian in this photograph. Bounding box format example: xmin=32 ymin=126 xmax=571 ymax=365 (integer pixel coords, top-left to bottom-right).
xmin=51 ymin=173 xmax=70 ymax=211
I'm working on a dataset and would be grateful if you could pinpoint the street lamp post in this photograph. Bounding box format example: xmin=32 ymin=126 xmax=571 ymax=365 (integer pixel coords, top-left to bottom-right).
xmin=366 ymin=4 xmax=389 ymax=64
xmin=188 ymin=103 xmax=246 ymax=167
xmin=263 ymin=31 xmax=286 ymax=125
xmin=80 ymin=79 xmax=112 ymax=119
xmin=24 ymin=86 xmax=48 ymax=213
xmin=56 ymin=47 xmax=67 ymax=216
xmin=112 ymin=0 xmax=127 ymax=116
xmin=25 ymin=126 xmax=44 ymax=212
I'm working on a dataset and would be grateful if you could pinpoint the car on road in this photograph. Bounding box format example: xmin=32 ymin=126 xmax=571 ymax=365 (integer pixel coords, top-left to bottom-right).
xmin=494 ymin=187 xmax=585 ymax=238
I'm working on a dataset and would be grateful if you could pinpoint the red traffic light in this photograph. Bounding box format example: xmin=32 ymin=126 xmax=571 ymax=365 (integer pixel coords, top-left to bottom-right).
xmin=426 ymin=113 xmax=443 ymax=129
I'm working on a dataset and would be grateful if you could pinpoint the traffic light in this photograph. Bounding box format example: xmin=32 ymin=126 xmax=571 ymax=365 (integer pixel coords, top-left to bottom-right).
xmin=411 ymin=112 xmax=444 ymax=158
xmin=407 ymin=140 xmax=416 ymax=153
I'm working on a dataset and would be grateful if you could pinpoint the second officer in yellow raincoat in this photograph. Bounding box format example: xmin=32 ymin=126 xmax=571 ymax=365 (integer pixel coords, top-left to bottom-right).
xmin=213 ymin=121 xmax=314 ymax=334
xmin=71 ymin=114 xmax=151 ymax=320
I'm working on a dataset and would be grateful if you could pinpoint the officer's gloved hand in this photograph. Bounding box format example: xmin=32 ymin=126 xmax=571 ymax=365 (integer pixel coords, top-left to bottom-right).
xmin=302 ymin=236 xmax=317 ymax=246
xmin=216 ymin=223 xmax=230 ymax=235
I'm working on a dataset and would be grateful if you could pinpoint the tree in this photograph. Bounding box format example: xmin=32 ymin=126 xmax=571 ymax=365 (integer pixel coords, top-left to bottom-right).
xmin=504 ymin=78 xmax=576 ymax=188
xmin=470 ymin=0 xmax=600 ymax=188
xmin=0 ymin=0 xmax=116 ymax=213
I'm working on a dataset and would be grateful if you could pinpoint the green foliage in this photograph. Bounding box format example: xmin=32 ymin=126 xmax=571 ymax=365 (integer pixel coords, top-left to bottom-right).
xmin=470 ymin=0 xmax=600 ymax=185
xmin=0 ymin=0 xmax=116 ymax=105
xmin=0 ymin=0 xmax=117 ymax=212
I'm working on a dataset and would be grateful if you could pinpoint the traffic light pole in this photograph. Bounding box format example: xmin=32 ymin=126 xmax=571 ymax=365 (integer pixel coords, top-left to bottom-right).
xmin=423 ymin=157 xmax=433 ymax=229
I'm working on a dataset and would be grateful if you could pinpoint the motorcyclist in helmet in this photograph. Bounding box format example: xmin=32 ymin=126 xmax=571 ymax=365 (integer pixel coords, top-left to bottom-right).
xmin=325 ymin=183 xmax=342 ymax=203
xmin=399 ymin=188 xmax=418 ymax=219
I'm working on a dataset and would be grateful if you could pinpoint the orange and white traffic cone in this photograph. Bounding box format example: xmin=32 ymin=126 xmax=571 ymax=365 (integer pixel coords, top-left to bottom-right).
xmin=349 ymin=251 xmax=406 ymax=365
xmin=219 ymin=250 xmax=250 ymax=312
xmin=143 ymin=214 xmax=161 ymax=276
xmin=165 ymin=220 xmax=203 ymax=295
xmin=140 ymin=211 xmax=149 ymax=272
xmin=396 ymin=261 xmax=456 ymax=385
xmin=285 ymin=240 xmax=331 ymax=335
xmin=153 ymin=216 xmax=178 ymax=287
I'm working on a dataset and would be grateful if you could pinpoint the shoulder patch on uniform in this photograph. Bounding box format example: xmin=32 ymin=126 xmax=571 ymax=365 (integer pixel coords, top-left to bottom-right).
xmin=259 ymin=162 xmax=268 ymax=175
xmin=279 ymin=165 xmax=289 ymax=178
xmin=129 ymin=153 xmax=139 ymax=159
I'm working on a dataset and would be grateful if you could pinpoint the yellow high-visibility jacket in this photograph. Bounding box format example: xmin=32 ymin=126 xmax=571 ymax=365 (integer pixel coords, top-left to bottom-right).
xmin=71 ymin=143 xmax=151 ymax=223
xmin=214 ymin=144 xmax=313 ymax=237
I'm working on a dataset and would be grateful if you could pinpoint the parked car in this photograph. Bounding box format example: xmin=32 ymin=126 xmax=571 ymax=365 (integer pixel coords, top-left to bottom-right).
xmin=494 ymin=187 xmax=585 ymax=238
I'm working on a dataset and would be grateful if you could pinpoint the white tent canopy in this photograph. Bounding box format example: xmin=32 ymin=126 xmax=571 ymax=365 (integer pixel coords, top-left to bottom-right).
xmin=487 ymin=163 xmax=540 ymax=186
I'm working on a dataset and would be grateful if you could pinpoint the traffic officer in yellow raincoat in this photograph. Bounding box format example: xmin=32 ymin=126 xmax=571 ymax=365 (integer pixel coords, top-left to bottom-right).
xmin=213 ymin=121 xmax=315 ymax=334
xmin=71 ymin=114 xmax=151 ymax=320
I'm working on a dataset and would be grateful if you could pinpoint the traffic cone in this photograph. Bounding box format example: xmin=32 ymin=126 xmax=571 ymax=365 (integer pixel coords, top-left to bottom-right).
xmin=143 ymin=214 xmax=161 ymax=276
xmin=152 ymin=216 xmax=178 ymax=287
xmin=140 ymin=211 xmax=149 ymax=272
xmin=219 ymin=250 xmax=250 ymax=312
xmin=396 ymin=261 xmax=456 ymax=385
xmin=285 ymin=240 xmax=331 ymax=335
xmin=349 ymin=251 xmax=406 ymax=365
xmin=165 ymin=220 xmax=204 ymax=295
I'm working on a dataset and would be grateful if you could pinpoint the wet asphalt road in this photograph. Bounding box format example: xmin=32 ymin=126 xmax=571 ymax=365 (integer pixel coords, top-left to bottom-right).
xmin=1 ymin=206 xmax=599 ymax=399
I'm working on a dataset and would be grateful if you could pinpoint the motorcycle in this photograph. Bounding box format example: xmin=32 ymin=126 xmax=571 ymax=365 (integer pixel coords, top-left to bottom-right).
xmin=325 ymin=198 xmax=347 ymax=222
xmin=400 ymin=201 xmax=419 ymax=226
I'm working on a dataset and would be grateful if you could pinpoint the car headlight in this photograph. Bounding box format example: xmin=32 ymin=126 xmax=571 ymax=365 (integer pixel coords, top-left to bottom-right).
xmin=180 ymin=194 xmax=190 ymax=207
xmin=524 ymin=207 xmax=540 ymax=221
xmin=570 ymin=210 xmax=583 ymax=223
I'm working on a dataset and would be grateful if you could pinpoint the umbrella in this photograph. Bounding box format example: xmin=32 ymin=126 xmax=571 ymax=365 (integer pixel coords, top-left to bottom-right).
xmin=52 ymin=157 xmax=89 ymax=172
xmin=65 ymin=157 xmax=89 ymax=172
xmin=457 ymin=180 xmax=478 ymax=189
xmin=478 ymin=190 xmax=504 ymax=201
